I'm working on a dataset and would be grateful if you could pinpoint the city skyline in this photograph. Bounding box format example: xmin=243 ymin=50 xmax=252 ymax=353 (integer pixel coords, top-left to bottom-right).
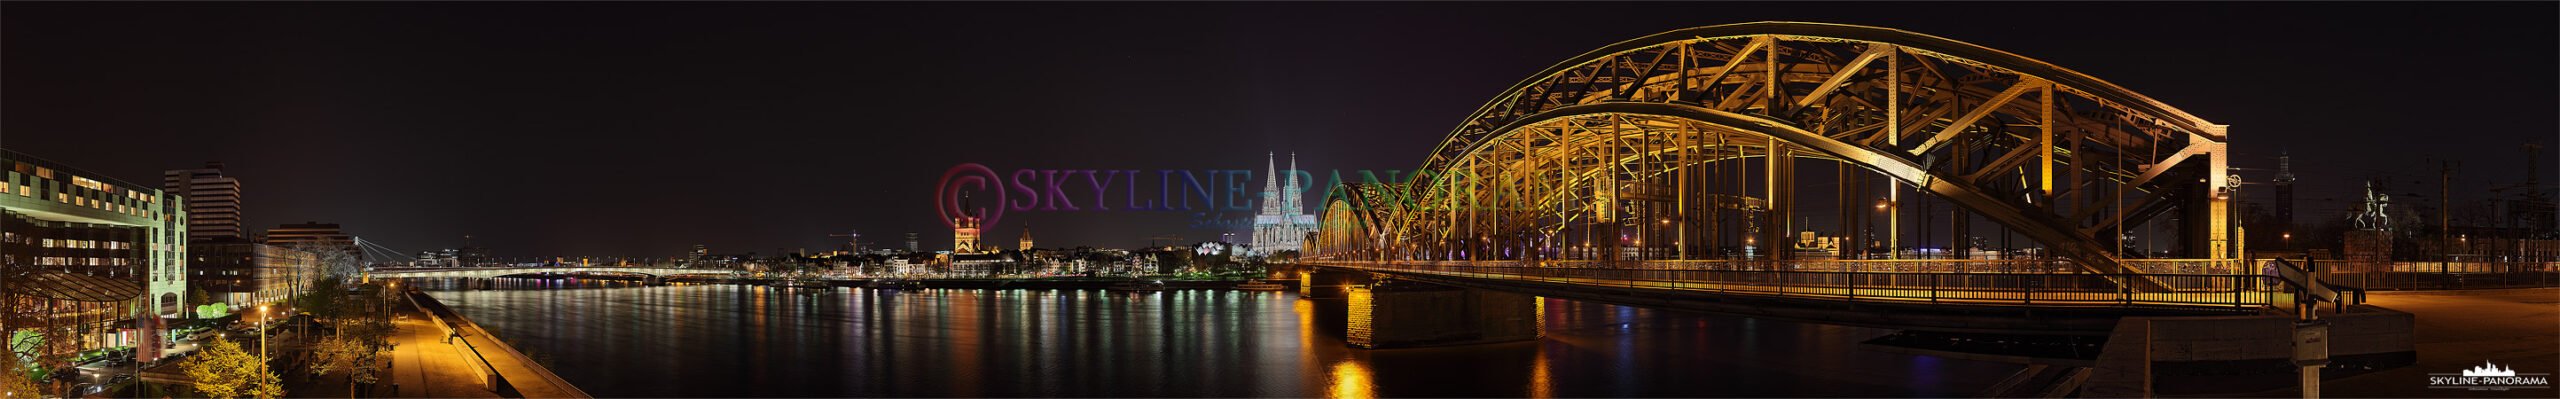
xmin=5 ymin=3 xmax=2552 ymax=257
xmin=4 ymin=4 xmax=2554 ymax=398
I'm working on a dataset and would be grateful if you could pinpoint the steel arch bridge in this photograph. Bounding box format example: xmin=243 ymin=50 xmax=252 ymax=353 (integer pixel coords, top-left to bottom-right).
xmin=1313 ymin=22 xmax=2239 ymax=293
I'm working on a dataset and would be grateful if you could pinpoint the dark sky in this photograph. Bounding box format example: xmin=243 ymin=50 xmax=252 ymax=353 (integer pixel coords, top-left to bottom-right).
xmin=5 ymin=2 xmax=2553 ymax=258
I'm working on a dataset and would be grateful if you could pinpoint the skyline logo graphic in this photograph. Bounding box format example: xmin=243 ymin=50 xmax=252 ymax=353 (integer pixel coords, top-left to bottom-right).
xmin=2430 ymin=360 xmax=2549 ymax=391
xmin=2465 ymin=361 xmax=2519 ymax=377
xmin=932 ymin=162 xmax=1418 ymax=231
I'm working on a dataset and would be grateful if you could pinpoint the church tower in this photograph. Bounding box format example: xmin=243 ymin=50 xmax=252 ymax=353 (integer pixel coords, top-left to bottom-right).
xmin=1019 ymin=223 xmax=1035 ymax=251
xmin=953 ymin=193 xmax=982 ymax=253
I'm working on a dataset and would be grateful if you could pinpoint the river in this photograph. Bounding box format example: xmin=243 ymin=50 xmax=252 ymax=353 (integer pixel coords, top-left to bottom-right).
xmin=418 ymin=279 xmax=2015 ymax=397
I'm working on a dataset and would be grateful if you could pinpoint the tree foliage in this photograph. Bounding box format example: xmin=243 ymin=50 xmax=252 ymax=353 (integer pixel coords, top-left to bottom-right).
xmin=178 ymin=336 xmax=282 ymax=399
xmin=8 ymin=327 xmax=78 ymax=377
xmin=294 ymin=276 xmax=348 ymax=322
xmin=309 ymin=316 xmax=391 ymax=381
xmin=1 ymin=353 xmax=42 ymax=399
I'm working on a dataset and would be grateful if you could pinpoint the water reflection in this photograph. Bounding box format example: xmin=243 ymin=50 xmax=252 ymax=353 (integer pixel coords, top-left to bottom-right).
xmin=1329 ymin=359 xmax=1375 ymax=399
xmin=418 ymin=278 xmax=2011 ymax=397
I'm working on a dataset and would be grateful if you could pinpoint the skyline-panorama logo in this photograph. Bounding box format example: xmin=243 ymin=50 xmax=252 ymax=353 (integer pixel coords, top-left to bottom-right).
xmin=2430 ymin=361 xmax=2549 ymax=391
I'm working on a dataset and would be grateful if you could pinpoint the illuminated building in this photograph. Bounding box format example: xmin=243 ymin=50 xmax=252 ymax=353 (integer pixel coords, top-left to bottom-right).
xmin=415 ymin=248 xmax=460 ymax=267
xmin=162 ymin=162 xmax=246 ymax=242
xmin=1251 ymin=152 xmax=1318 ymax=254
xmin=188 ymin=242 xmax=318 ymax=310
xmin=953 ymin=194 xmax=983 ymax=253
xmin=1019 ymin=223 xmax=1035 ymax=251
xmin=261 ymin=221 xmax=359 ymax=258
xmin=2 ymin=148 xmax=190 ymax=335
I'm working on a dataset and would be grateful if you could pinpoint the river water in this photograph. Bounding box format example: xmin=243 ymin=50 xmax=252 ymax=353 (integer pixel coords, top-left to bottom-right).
xmin=420 ymin=279 xmax=2015 ymax=397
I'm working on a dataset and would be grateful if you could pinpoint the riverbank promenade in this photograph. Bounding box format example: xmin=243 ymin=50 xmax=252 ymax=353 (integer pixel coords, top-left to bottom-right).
xmin=379 ymin=302 xmax=503 ymax=399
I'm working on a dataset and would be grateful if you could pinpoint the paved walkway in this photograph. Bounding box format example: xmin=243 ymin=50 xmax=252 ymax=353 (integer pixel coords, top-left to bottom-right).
xmin=2306 ymin=288 xmax=2559 ymax=397
xmin=382 ymin=303 xmax=503 ymax=398
xmin=272 ymin=298 xmax=502 ymax=398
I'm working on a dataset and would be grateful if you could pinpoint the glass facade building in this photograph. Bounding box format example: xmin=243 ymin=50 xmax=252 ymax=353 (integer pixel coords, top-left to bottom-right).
xmin=1 ymin=148 xmax=189 ymax=350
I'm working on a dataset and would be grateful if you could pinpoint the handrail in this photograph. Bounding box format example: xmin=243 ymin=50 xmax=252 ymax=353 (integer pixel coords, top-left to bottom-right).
xmin=2267 ymin=258 xmax=2367 ymax=308
xmin=1311 ymin=260 xmax=2284 ymax=309
xmin=2267 ymin=258 xmax=2338 ymax=304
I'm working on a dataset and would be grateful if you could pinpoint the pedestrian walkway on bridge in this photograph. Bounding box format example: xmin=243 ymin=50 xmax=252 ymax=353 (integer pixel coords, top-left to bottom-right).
xmin=1313 ymin=259 xmax=2305 ymax=310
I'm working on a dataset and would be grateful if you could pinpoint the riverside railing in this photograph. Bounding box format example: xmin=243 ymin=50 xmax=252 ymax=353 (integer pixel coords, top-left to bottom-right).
xmin=1311 ymin=260 xmax=2287 ymax=310
xmin=2320 ymin=261 xmax=2559 ymax=290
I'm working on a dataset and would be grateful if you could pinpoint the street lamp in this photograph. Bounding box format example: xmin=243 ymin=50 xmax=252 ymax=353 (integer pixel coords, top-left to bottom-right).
xmin=256 ymin=304 xmax=269 ymax=398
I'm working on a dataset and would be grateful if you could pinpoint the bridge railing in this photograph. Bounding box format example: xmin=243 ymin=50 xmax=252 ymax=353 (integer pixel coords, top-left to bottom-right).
xmin=1339 ymin=258 xmax=2240 ymax=274
xmin=1313 ymin=260 xmax=2286 ymax=309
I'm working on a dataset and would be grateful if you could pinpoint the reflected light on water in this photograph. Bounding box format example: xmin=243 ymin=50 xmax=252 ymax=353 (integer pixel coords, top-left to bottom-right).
xmin=1529 ymin=348 xmax=1553 ymax=398
xmin=427 ymin=279 xmax=2017 ymax=397
xmin=1328 ymin=359 xmax=1376 ymax=399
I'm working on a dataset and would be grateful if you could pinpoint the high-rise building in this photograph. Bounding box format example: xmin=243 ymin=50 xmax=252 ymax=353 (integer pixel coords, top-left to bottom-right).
xmin=2 ymin=148 xmax=191 ymax=324
xmin=162 ymin=162 xmax=246 ymax=243
xmin=905 ymin=233 xmax=919 ymax=253
xmin=262 ymin=221 xmax=359 ymax=258
xmin=458 ymin=234 xmax=490 ymax=266
xmin=2274 ymin=151 xmax=2295 ymax=230
xmin=1251 ymin=152 xmax=1318 ymax=254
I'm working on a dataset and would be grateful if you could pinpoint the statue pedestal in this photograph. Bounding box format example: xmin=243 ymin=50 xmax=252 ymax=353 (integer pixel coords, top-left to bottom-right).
xmin=2343 ymin=230 xmax=2392 ymax=272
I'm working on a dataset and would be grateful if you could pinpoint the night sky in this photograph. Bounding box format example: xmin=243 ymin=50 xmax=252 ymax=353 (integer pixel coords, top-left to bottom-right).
xmin=5 ymin=2 xmax=2552 ymax=258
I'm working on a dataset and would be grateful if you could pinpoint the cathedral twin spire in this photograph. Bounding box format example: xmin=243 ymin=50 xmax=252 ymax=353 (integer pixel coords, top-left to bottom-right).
xmin=1257 ymin=152 xmax=1306 ymax=220
xmin=1252 ymin=152 xmax=1316 ymax=253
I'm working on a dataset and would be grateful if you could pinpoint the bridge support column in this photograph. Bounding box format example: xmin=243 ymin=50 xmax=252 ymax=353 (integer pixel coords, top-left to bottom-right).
xmin=1300 ymin=268 xmax=1372 ymax=299
xmin=1345 ymin=280 xmax=1542 ymax=349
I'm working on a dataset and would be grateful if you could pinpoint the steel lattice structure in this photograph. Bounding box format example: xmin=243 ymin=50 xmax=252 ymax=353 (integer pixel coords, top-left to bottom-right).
xmin=1316 ymin=22 xmax=2236 ymax=289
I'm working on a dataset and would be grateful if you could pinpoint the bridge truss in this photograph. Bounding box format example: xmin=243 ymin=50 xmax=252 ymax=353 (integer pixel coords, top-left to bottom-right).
xmin=1315 ymin=22 xmax=2240 ymax=291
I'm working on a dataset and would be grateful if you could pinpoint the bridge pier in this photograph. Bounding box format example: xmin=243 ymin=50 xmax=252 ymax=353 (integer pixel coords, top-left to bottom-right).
xmin=1299 ymin=267 xmax=1373 ymax=299
xmin=1344 ymin=279 xmax=1543 ymax=349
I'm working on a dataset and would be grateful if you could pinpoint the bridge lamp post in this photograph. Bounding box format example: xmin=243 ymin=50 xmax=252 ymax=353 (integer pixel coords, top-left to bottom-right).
xmin=1876 ymin=198 xmax=1898 ymax=260
xmin=257 ymin=304 xmax=268 ymax=394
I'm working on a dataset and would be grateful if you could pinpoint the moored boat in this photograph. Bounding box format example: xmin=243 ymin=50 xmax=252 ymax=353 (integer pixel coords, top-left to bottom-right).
xmin=1105 ymin=280 xmax=1166 ymax=292
xmin=769 ymin=278 xmax=833 ymax=289
xmin=1232 ymin=279 xmax=1284 ymax=291
xmin=865 ymin=278 xmax=926 ymax=290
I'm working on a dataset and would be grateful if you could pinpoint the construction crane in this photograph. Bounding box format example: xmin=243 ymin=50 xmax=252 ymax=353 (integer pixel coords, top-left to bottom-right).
xmin=826 ymin=229 xmax=869 ymax=254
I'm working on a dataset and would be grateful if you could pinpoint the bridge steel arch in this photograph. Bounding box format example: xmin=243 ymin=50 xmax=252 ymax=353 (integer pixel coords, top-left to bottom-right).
xmin=1318 ymin=22 xmax=2236 ymax=291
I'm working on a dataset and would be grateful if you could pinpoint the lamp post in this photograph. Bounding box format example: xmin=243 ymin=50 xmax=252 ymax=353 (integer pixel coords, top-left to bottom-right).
xmin=257 ymin=304 xmax=268 ymax=399
xmin=384 ymin=281 xmax=398 ymax=322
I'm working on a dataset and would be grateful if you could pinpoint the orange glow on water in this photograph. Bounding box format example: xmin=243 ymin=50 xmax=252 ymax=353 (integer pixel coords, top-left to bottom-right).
xmin=1529 ymin=348 xmax=1553 ymax=398
xmin=1328 ymin=359 xmax=1376 ymax=399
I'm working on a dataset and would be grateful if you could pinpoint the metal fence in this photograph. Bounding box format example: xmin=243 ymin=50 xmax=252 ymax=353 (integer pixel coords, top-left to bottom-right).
xmin=2323 ymin=270 xmax=2560 ymax=290
xmin=1313 ymin=260 xmax=2287 ymax=310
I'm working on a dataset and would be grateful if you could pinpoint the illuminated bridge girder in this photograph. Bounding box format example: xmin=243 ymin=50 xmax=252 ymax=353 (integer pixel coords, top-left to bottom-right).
xmin=1319 ymin=22 xmax=2235 ymax=290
